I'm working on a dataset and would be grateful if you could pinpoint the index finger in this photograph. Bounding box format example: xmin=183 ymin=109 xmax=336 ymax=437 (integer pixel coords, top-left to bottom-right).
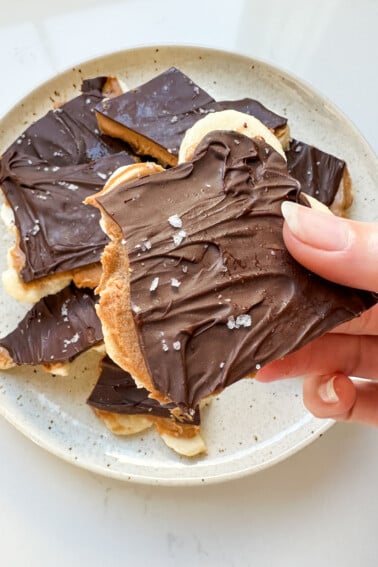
xmin=330 ymin=303 xmax=378 ymax=335
xmin=281 ymin=203 xmax=378 ymax=291
xmin=256 ymin=333 xmax=378 ymax=382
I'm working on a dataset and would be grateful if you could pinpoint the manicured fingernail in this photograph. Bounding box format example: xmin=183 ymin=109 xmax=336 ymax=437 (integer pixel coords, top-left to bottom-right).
xmin=281 ymin=202 xmax=350 ymax=251
xmin=318 ymin=376 xmax=340 ymax=403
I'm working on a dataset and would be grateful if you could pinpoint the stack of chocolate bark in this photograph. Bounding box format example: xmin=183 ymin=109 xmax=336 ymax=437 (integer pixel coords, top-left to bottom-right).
xmin=0 ymin=67 xmax=374 ymax=457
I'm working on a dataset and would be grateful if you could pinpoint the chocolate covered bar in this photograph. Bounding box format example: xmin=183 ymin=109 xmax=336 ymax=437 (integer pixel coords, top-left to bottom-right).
xmin=3 ymin=77 xmax=130 ymax=166
xmin=285 ymin=138 xmax=353 ymax=216
xmin=95 ymin=67 xmax=289 ymax=166
xmin=0 ymin=77 xmax=137 ymax=302
xmin=0 ymin=284 xmax=102 ymax=374
xmin=89 ymin=130 xmax=376 ymax=415
xmin=1 ymin=152 xmax=133 ymax=283
xmin=88 ymin=356 xmax=205 ymax=456
xmin=88 ymin=356 xmax=200 ymax=422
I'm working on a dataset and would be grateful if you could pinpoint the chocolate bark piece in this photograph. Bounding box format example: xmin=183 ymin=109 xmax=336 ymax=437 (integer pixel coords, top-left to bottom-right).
xmin=207 ymin=99 xmax=287 ymax=130
xmin=0 ymin=284 xmax=102 ymax=367
xmin=88 ymin=356 xmax=205 ymax=456
xmin=93 ymin=131 xmax=377 ymax=413
xmin=0 ymin=151 xmax=133 ymax=282
xmin=206 ymin=99 xmax=288 ymax=140
xmin=96 ymin=67 xmax=215 ymax=166
xmin=285 ymin=139 xmax=353 ymax=215
xmin=96 ymin=67 xmax=289 ymax=166
xmin=87 ymin=356 xmax=200 ymax=425
xmin=2 ymin=77 xmax=130 ymax=166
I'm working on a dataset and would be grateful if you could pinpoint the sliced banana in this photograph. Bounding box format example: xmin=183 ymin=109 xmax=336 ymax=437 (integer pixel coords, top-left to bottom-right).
xmin=178 ymin=109 xmax=286 ymax=163
xmin=160 ymin=432 xmax=207 ymax=457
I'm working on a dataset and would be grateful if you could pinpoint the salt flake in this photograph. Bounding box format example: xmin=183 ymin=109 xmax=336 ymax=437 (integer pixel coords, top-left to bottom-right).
xmin=235 ymin=314 xmax=252 ymax=328
xmin=168 ymin=214 xmax=182 ymax=228
xmin=173 ymin=230 xmax=187 ymax=246
xmin=150 ymin=277 xmax=159 ymax=292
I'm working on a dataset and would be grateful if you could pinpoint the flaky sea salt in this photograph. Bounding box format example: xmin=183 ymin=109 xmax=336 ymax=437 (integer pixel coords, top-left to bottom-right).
xmin=61 ymin=301 xmax=69 ymax=318
xmin=227 ymin=314 xmax=252 ymax=330
xmin=227 ymin=317 xmax=236 ymax=330
xmin=235 ymin=314 xmax=252 ymax=328
xmin=58 ymin=181 xmax=79 ymax=191
xmin=30 ymin=224 xmax=40 ymax=236
xmin=173 ymin=341 xmax=181 ymax=351
xmin=150 ymin=277 xmax=159 ymax=291
xmin=63 ymin=333 xmax=80 ymax=348
xmin=171 ymin=278 xmax=181 ymax=288
xmin=173 ymin=230 xmax=187 ymax=246
xmin=168 ymin=214 xmax=182 ymax=228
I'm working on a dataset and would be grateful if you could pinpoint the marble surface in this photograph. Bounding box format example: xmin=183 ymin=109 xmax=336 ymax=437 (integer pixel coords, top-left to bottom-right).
xmin=0 ymin=0 xmax=377 ymax=565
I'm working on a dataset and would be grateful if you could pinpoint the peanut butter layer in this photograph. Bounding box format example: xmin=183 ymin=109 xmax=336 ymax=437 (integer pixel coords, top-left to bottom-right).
xmin=285 ymin=139 xmax=353 ymax=216
xmin=95 ymin=67 xmax=288 ymax=165
xmin=0 ymin=152 xmax=133 ymax=281
xmin=0 ymin=284 xmax=102 ymax=367
xmin=93 ymin=131 xmax=377 ymax=413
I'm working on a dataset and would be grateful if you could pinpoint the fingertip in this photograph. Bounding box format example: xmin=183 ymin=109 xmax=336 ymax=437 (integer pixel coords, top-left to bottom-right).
xmin=303 ymin=373 xmax=357 ymax=419
xmin=255 ymin=361 xmax=285 ymax=382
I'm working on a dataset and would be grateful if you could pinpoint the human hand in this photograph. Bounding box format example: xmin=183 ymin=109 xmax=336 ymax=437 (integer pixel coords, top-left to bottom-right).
xmin=256 ymin=201 xmax=378 ymax=425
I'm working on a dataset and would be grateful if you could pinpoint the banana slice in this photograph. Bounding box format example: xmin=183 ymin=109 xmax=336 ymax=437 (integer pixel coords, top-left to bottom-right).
xmin=179 ymin=109 xmax=285 ymax=163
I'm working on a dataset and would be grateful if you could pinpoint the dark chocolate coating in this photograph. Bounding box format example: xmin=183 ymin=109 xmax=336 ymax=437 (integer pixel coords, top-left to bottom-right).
xmin=0 ymin=77 xmax=136 ymax=282
xmin=0 ymin=285 xmax=102 ymax=365
xmin=3 ymin=77 xmax=131 ymax=166
xmin=87 ymin=356 xmax=200 ymax=425
xmin=285 ymin=139 xmax=346 ymax=206
xmin=96 ymin=67 xmax=287 ymax=157
xmin=206 ymin=99 xmax=287 ymax=130
xmin=95 ymin=131 xmax=377 ymax=411
xmin=97 ymin=67 xmax=214 ymax=156
xmin=0 ymin=151 xmax=133 ymax=281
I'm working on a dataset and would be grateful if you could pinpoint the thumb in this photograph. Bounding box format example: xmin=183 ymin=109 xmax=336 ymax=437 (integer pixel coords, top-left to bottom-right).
xmin=281 ymin=202 xmax=378 ymax=292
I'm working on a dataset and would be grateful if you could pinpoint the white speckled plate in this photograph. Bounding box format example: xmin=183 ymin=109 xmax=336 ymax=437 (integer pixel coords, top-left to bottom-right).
xmin=0 ymin=46 xmax=377 ymax=485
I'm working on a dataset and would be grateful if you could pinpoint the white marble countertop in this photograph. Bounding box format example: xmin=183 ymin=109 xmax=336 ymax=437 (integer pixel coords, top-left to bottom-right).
xmin=0 ymin=1 xmax=377 ymax=565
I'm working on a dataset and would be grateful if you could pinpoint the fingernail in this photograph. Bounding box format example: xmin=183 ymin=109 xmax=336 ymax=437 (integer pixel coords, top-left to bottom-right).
xmin=281 ymin=202 xmax=350 ymax=251
xmin=318 ymin=376 xmax=340 ymax=403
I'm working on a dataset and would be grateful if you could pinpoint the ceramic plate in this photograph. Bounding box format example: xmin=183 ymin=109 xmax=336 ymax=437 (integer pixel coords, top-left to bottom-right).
xmin=0 ymin=46 xmax=377 ymax=485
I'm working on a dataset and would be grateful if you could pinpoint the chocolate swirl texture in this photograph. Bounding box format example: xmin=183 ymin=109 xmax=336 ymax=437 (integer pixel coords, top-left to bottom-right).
xmin=95 ymin=131 xmax=377 ymax=411
xmin=0 ymin=284 xmax=102 ymax=365
xmin=0 ymin=152 xmax=134 ymax=281
xmin=87 ymin=357 xmax=200 ymax=425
